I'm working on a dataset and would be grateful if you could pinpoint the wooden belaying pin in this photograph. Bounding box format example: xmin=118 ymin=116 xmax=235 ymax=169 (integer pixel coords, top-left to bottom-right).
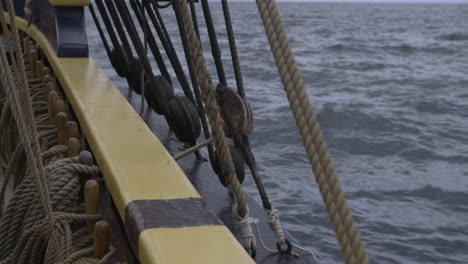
xmin=35 ymin=43 xmax=44 ymax=61
xmin=68 ymin=137 xmax=81 ymax=157
xmin=29 ymin=48 xmax=37 ymax=68
xmin=56 ymin=112 xmax=68 ymax=145
xmin=79 ymin=150 xmax=93 ymax=167
xmin=55 ymin=99 xmax=66 ymax=117
xmin=23 ymin=37 xmax=29 ymax=53
xmin=35 ymin=61 xmax=44 ymax=79
xmin=46 ymin=81 xmax=56 ymax=96
xmin=93 ymin=220 xmax=110 ymax=258
xmin=66 ymin=121 xmax=79 ymax=140
xmin=42 ymin=67 xmax=51 ymax=79
xmin=79 ymin=150 xmax=94 ymax=202
xmin=85 ymin=180 xmax=99 ymax=232
xmin=43 ymin=75 xmax=53 ymax=95
xmin=48 ymin=91 xmax=58 ymax=124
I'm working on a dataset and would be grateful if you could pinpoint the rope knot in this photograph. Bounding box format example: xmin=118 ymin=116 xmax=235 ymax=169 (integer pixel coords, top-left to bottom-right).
xmin=234 ymin=214 xmax=258 ymax=256
xmin=267 ymin=207 xmax=286 ymax=245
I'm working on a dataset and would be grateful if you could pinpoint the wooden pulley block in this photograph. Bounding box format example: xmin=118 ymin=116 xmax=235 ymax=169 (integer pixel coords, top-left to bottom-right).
xmin=167 ymin=96 xmax=201 ymax=144
xmin=110 ymin=45 xmax=129 ymax=78
xmin=214 ymin=144 xmax=245 ymax=187
xmin=216 ymin=84 xmax=254 ymax=138
xmin=145 ymin=75 xmax=174 ymax=115
xmin=127 ymin=57 xmax=144 ymax=94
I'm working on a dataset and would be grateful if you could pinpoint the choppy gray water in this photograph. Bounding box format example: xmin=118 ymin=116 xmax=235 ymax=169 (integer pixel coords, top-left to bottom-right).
xmin=86 ymin=2 xmax=468 ymax=263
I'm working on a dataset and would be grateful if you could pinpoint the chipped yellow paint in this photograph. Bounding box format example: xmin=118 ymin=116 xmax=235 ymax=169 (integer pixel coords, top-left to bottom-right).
xmin=139 ymin=226 xmax=255 ymax=264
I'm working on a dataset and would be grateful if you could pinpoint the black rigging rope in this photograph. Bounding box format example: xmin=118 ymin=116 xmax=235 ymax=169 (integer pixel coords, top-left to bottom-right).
xmin=108 ymin=0 xmax=171 ymax=116
xmin=199 ymin=0 xmax=226 ymax=85
xmin=188 ymin=0 xmax=201 ymax=41
xmin=88 ymin=4 xmax=112 ymax=62
xmin=97 ymin=0 xmax=134 ymax=62
xmin=120 ymin=0 xmax=172 ymax=84
xmin=170 ymin=0 xmax=217 ymax=166
xmin=221 ymin=0 xmax=245 ymax=98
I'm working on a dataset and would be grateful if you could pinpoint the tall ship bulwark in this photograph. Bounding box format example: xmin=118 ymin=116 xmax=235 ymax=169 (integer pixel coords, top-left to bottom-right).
xmin=0 ymin=0 xmax=368 ymax=263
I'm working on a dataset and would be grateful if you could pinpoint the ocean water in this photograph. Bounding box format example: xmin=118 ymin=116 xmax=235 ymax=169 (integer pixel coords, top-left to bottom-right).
xmin=86 ymin=2 xmax=468 ymax=263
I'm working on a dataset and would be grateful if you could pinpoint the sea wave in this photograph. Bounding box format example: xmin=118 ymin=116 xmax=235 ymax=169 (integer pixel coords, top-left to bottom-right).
xmin=436 ymin=32 xmax=468 ymax=41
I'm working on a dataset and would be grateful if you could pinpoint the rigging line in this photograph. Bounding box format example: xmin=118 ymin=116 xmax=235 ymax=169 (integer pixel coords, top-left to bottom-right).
xmin=136 ymin=0 xmax=189 ymax=94
xmin=88 ymin=3 xmax=112 ymax=64
xmin=199 ymin=0 xmax=226 ymax=85
xmin=146 ymin=0 xmax=193 ymax=94
xmin=140 ymin=0 xmax=148 ymax=114
xmin=221 ymin=0 xmax=245 ymax=98
xmin=93 ymin=0 xmax=134 ymax=90
xmin=112 ymin=0 xmax=171 ymax=116
xmin=121 ymin=0 xmax=171 ymax=84
xmin=96 ymin=0 xmax=133 ymax=60
xmin=233 ymin=134 xmax=273 ymax=210
xmin=188 ymin=0 xmax=201 ymax=41
xmin=91 ymin=0 xmax=121 ymax=50
xmin=166 ymin=0 xmax=217 ymax=165
xmin=132 ymin=0 xmax=197 ymax=101
xmin=255 ymin=0 xmax=369 ymax=262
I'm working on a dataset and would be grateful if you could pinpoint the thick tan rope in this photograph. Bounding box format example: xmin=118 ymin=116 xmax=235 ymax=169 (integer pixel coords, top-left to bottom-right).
xmin=1 ymin=1 xmax=52 ymax=216
xmin=175 ymin=0 xmax=256 ymax=252
xmin=255 ymin=1 xmax=369 ymax=263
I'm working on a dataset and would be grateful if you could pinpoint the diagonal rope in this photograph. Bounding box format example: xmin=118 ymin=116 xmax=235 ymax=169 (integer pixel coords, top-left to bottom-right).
xmin=255 ymin=1 xmax=369 ymax=263
xmin=173 ymin=0 xmax=257 ymax=255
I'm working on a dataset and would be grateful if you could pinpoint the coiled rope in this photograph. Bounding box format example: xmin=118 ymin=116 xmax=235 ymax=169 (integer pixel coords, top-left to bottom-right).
xmin=255 ymin=1 xmax=369 ymax=263
xmin=0 ymin=3 xmax=115 ymax=262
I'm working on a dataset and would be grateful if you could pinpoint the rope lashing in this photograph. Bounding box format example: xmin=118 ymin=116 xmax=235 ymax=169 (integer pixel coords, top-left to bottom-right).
xmin=173 ymin=138 xmax=213 ymax=161
xmin=198 ymin=1 xmax=291 ymax=252
xmin=172 ymin=0 xmax=256 ymax=255
xmin=255 ymin=0 xmax=369 ymax=263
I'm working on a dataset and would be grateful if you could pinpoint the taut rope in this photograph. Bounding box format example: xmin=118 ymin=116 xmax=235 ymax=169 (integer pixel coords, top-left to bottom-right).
xmin=255 ymin=0 xmax=369 ymax=263
xmin=173 ymin=0 xmax=257 ymax=255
